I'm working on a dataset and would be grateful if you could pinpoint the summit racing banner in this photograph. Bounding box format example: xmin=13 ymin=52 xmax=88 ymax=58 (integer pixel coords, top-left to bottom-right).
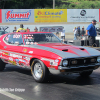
xmin=67 ymin=9 xmax=99 ymax=22
xmin=0 ymin=9 xmax=2 ymax=23
xmin=34 ymin=9 xmax=67 ymax=22
xmin=2 ymin=9 xmax=34 ymax=23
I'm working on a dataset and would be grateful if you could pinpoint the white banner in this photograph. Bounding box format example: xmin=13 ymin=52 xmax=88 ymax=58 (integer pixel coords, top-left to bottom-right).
xmin=40 ymin=26 xmax=64 ymax=32
xmin=67 ymin=9 xmax=99 ymax=22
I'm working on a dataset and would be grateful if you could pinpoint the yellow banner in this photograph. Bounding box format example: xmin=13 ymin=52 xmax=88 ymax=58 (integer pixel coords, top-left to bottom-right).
xmin=34 ymin=9 xmax=67 ymax=23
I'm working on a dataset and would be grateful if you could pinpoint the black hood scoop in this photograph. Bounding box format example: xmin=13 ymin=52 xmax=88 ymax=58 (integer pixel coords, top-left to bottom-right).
xmin=62 ymin=49 xmax=68 ymax=51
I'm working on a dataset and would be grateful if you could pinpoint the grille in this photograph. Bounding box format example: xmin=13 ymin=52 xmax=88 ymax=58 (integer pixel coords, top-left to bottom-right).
xmin=68 ymin=57 xmax=97 ymax=66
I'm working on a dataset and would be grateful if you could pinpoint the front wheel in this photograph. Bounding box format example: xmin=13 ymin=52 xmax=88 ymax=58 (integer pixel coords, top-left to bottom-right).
xmin=0 ymin=59 xmax=6 ymax=71
xmin=31 ymin=59 xmax=49 ymax=83
xmin=79 ymin=70 xmax=93 ymax=77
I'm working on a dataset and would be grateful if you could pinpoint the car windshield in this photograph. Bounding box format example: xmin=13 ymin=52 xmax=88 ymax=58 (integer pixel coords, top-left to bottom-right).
xmin=23 ymin=33 xmax=61 ymax=45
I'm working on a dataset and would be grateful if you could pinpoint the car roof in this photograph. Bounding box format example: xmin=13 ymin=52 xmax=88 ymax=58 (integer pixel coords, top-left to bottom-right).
xmin=9 ymin=32 xmax=52 ymax=35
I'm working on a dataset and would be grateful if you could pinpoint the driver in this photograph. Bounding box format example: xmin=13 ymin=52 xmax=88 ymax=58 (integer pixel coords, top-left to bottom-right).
xmin=40 ymin=34 xmax=49 ymax=42
xmin=41 ymin=34 xmax=46 ymax=41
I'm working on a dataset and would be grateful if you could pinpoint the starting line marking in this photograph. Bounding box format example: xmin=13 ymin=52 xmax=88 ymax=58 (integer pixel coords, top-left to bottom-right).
xmin=0 ymin=90 xmax=25 ymax=100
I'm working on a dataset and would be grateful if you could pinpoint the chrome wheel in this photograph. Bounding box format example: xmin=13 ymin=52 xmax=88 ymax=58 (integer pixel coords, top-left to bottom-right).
xmin=31 ymin=59 xmax=49 ymax=83
xmin=34 ymin=62 xmax=43 ymax=79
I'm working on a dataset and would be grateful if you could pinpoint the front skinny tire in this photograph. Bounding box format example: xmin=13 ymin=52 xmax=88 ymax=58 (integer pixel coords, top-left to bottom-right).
xmin=80 ymin=70 xmax=93 ymax=77
xmin=31 ymin=59 xmax=49 ymax=83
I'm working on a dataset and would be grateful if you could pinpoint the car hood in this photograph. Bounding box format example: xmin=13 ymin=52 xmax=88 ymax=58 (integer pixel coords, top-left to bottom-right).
xmin=36 ymin=43 xmax=100 ymax=58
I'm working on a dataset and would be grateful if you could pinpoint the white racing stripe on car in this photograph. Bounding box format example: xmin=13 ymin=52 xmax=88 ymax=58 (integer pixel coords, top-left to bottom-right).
xmin=41 ymin=57 xmax=58 ymax=66
xmin=41 ymin=58 xmax=54 ymax=62
xmin=0 ymin=90 xmax=24 ymax=100
xmin=0 ymin=49 xmax=32 ymax=57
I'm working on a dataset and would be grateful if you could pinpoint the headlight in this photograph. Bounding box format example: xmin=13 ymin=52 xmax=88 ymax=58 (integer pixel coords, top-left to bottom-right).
xmin=62 ymin=60 xmax=68 ymax=67
xmin=97 ymin=57 xmax=100 ymax=63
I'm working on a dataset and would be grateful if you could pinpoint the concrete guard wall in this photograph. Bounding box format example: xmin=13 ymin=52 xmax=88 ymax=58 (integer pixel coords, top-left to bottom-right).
xmin=0 ymin=22 xmax=99 ymax=35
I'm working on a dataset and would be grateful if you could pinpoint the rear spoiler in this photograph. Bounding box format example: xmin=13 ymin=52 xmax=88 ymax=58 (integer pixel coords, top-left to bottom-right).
xmin=0 ymin=26 xmax=9 ymax=31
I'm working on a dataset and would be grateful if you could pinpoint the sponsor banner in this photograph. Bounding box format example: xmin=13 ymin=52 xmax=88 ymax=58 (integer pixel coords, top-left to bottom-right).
xmin=67 ymin=9 xmax=99 ymax=22
xmin=34 ymin=9 xmax=67 ymax=23
xmin=0 ymin=9 xmax=2 ymax=23
xmin=2 ymin=9 xmax=34 ymax=23
xmin=40 ymin=26 xmax=64 ymax=32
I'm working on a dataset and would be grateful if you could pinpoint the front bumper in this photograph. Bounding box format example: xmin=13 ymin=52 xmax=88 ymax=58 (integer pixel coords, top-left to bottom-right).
xmin=58 ymin=63 xmax=100 ymax=70
xmin=49 ymin=63 xmax=100 ymax=75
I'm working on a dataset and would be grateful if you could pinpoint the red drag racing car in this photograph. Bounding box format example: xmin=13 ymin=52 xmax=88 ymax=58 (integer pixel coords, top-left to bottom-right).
xmin=0 ymin=32 xmax=100 ymax=83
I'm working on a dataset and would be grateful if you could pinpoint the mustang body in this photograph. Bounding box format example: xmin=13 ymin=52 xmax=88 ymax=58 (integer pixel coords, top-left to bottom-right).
xmin=0 ymin=32 xmax=100 ymax=82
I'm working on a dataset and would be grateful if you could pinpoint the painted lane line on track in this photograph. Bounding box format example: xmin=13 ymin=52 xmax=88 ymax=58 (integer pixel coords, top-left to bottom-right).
xmin=0 ymin=90 xmax=25 ymax=100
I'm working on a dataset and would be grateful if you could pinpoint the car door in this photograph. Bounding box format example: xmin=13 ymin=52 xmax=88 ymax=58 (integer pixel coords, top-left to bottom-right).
xmin=2 ymin=33 xmax=24 ymax=65
xmin=4 ymin=33 xmax=23 ymax=52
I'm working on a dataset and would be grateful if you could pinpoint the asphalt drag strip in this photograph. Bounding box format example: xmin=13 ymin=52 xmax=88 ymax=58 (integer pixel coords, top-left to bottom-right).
xmin=0 ymin=64 xmax=100 ymax=100
xmin=0 ymin=90 xmax=24 ymax=100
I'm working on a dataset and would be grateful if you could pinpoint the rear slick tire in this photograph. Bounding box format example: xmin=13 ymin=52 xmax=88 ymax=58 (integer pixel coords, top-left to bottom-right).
xmin=31 ymin=59 xmax=49 ymax=83
xmin=0 ymin=59 xmax=6 ymax=71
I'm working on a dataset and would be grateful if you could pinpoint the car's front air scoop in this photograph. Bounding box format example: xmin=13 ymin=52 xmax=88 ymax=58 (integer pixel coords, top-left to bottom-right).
xmin=62 ymin=49 xmax=68 ymax=52
xmin=79 ymin=48 xmax=85 ymax=50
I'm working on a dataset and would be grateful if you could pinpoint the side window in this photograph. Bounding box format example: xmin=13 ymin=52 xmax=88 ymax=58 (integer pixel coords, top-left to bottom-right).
xmin=4 ymin=34 xmax=13 ymax=44
xmin=13 ymin=34 xmax=23 ymax=45
xmin=4 ymin=34 xmax=23 ymax=45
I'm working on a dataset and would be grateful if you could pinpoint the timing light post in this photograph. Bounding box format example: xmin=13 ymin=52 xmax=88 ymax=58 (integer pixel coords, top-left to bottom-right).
xmin=53 ymin=0 xmax=55 ymax=9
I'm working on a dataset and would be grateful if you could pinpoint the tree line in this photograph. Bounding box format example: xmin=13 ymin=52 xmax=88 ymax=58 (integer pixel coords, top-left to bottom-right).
xmin=0 ymin=0 xmax=100 ymax=9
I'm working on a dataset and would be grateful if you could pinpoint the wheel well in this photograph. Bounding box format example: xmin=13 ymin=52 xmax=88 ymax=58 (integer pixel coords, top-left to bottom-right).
xmin=30 ymin=58 xmax=37 ymax=67
xmin=30 ymin=58 xmax=49 ymax=73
